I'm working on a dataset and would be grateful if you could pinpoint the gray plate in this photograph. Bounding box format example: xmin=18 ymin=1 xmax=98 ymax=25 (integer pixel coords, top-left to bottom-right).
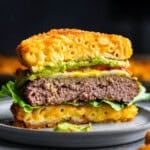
xmin=0 ymin=100 xmax=150 ymax=148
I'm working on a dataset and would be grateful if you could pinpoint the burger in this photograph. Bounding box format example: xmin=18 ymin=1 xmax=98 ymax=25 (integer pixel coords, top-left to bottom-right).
xmin=0 ymin=29 xmax=150 ymax=130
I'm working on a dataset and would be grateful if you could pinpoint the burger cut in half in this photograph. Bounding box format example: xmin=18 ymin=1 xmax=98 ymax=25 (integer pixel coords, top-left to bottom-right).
xmin=0 ymin=29 xmax=150 ymax=130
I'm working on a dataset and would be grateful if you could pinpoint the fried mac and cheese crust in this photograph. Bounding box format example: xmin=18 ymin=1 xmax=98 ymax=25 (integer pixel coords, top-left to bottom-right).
xmin=11 ymin=104 xmax=138 ymax=129
xmin=17 ymin=29 xmax=133 ymax=68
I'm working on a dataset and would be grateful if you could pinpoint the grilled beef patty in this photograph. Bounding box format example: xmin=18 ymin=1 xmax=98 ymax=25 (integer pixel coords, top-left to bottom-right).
xmin=24 ymin=75 xmax=139 ymax=106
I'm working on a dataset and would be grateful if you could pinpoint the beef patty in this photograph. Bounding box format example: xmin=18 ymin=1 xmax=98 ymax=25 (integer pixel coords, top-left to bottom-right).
xmin=24 ymin=75 xmax=139 ymax=106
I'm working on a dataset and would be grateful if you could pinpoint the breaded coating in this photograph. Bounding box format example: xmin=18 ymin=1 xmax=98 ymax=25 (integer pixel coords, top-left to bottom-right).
xmin=17 ymin=29 xmax=133 ymax=68
xmin=11 ymin=104 xmax=138 ymax=129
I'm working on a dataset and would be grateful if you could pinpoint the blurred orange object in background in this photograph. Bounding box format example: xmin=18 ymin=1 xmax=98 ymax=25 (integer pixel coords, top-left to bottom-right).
xmin=0 ymin=55 xmax=26 ymax=75
xmin=128 ymin=60 xmax=150 ymax=81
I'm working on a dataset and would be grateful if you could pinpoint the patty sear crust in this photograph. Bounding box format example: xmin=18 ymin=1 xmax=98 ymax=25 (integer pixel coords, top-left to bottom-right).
xmin=24 ymin=75 xmax=139 ymax=106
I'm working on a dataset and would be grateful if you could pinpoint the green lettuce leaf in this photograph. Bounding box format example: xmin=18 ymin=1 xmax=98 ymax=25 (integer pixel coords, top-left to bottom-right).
xmin=0 ymin=83 xmax=11 ymax=97
xmin=54 ymin=122 xmax=92 ymax=132
xmin=63 ymin=101 xmax=83 ymax=106
xmin=0 ymin=81 xmax=40 ymax=112
xmin=64 ymin=100 xmax=125 ymax=111
xmin=102 ymin=100 xmax=125 ymax=111
xmin=129 ymin=83 xmax=150 ymax=105
xmin=89 ymin=100 xmax=103 ymax=107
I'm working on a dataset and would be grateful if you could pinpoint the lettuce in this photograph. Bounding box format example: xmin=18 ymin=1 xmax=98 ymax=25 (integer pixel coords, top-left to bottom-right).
xmin=64 ymin=100 xmax=124 ymax=111
xmin=63 ymin=101 xmax=83 ymax=106
xmin=129 ymin=83 xmax=150 ymax=104
xmin=88 ymin=100 xmax=124 ymax=111
xmin=0 ymin=82 xmax=11 ymax=98
xmin=0 ymin=81 xmax=40 ymax=112
xmin=101 ymin=100 xmax=125 ymax=111
xmin=89 ymin=100 xmax=103 ymax=107
xmin=54 ymin=122 xmax=92 ymax=132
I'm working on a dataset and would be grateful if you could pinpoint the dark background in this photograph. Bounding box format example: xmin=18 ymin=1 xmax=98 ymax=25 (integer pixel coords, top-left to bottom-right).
xmin=0 ymin=0 xmax=150 ymax=56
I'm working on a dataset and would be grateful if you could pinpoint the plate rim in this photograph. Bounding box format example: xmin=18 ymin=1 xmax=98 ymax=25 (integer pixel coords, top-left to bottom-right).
xmin=1 ymin=99 xmax=150 ymax=148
